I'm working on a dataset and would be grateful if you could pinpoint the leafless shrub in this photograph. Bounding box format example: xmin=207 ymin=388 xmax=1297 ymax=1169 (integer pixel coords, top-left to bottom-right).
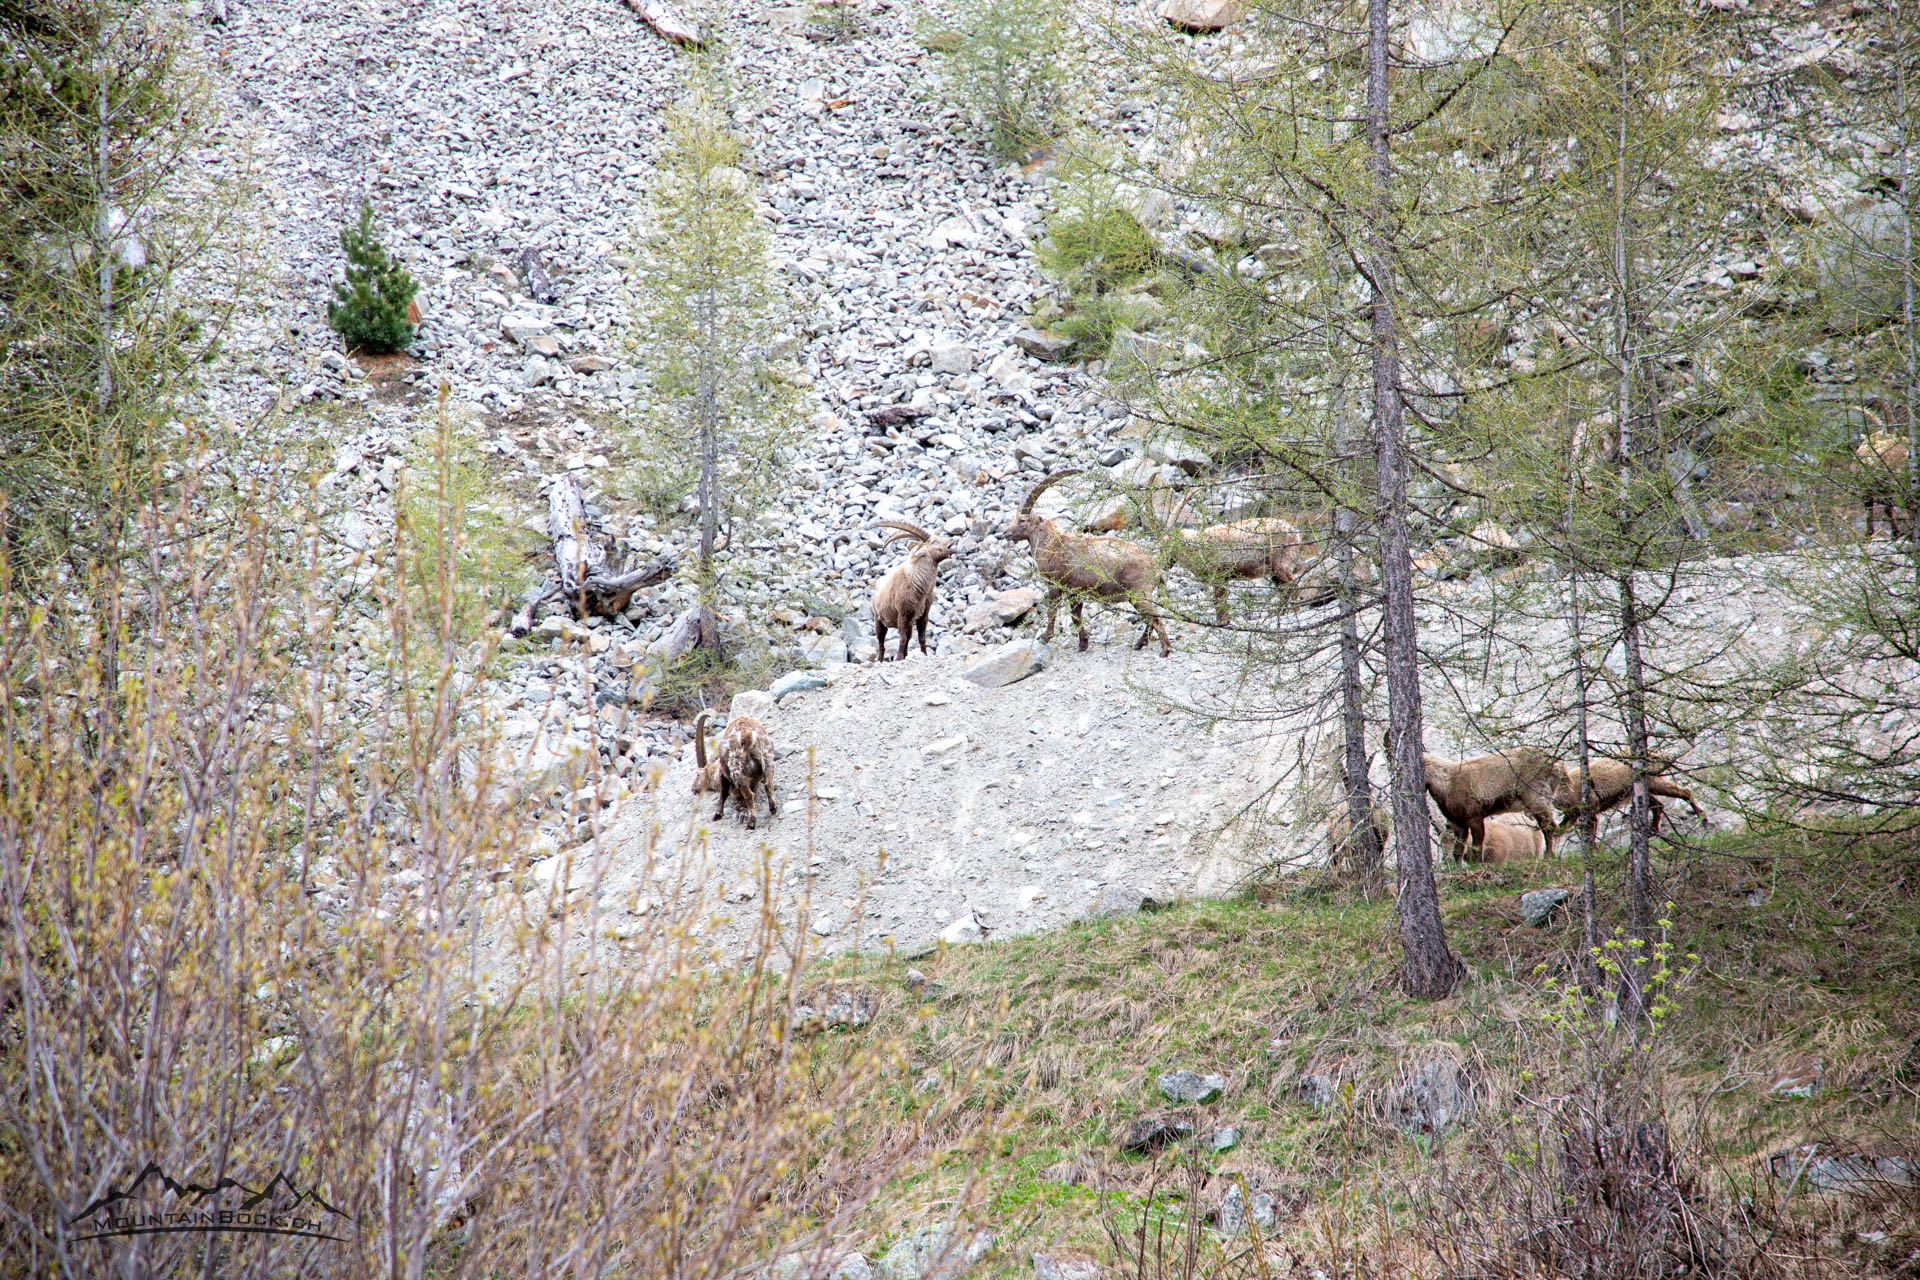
xmin=0 ymin=464 xmax=951 ymax=1279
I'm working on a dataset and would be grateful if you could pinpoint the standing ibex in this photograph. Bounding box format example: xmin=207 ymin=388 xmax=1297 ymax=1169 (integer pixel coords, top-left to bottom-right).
xmin=692 ymin=711 xmax=777 ymax=829
xmin=1552 ymin=758 xmax=1707 ymax=835
xmin=869 ymin=519 xmax=954 ymax=662
xmin=1003 ymin=470 xmax=1171 ymax=656
xmin=1166 ymin=510 xmax=1309 ymax=625
xmin=1422 ymin=747 xmax=1560 ymax=860
xmin=1857 ymin=430 xmax=1912 ymax=538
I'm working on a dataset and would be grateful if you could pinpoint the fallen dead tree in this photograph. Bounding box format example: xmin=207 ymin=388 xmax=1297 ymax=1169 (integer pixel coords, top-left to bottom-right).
xmin=509 ymin=474 xmax=675 ymax=636
xmin=623 ymin=0 xmax=705 ymax=47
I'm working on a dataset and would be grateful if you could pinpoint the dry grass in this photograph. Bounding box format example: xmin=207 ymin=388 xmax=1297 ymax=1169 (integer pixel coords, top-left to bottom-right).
xmin=804 ymin=830 xmax=1920 ymax=1277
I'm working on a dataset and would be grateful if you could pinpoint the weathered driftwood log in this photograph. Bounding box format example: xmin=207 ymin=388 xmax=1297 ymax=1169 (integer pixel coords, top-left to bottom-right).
xmin=623 ymin=0 xmax=705 ymax=47
xmin=509 ymin=476 xmax=674 ymax=636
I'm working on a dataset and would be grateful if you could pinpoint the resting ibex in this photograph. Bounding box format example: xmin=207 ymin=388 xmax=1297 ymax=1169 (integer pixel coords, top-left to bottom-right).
xmin=1552 ymin=758 xmax=1707 ymax=835
xmin=1422 ymin=747 xmax=1560 ymax=860
xmin=869 ymin=519 xmax=954 ymax=662
xmin=1857 ymin=430 xmax=1912 ymax=538
xmin=1003 ymin=470 xmax=1171 ymax=656
xmin=1459 ymin=814 xmax=1544 ymax=865
xmin=692 ymin=711 xmax=777 ymax=829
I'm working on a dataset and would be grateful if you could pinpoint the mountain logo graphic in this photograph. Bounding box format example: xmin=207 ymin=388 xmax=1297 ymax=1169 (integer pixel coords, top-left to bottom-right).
xmin=69 ymin=1161 xmax=352 ymax=1243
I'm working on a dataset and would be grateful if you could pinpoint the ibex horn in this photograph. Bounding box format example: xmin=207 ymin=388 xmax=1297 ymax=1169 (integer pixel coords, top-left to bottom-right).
xmin=1019 ymin=469 xmax=1084 ymax=515
xmin=693 ymin=711 xmax=710 ymax=769
xmin=872 ymin=519 xmax=932 ymax=544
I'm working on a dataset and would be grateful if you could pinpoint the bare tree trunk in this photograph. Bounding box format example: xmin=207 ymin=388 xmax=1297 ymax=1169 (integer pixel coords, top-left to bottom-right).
xmin=1566 ymin=565 xmax=1602 ymax=984
xmin=1365 ymin=0 xmax=1458 ymax=998
xmin=1895 ymin=0 xmax=1919 ymax=584
xmin=1607 ymin=0 xmax=1657 ymax=1018
xmin=1336 ymin=526 xmax=1382 ymax=891
xmin=696 ymin=282 xmax=722 ymax=653
xmin=1618 ymin=571 xmax=1657 ymax=1015
xmin=1323 ymin=248 xmax=1383 ymax=891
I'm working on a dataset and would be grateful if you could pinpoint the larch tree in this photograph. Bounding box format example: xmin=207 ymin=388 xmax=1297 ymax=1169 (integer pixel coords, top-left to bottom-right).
xmin=1099 ymin=0 xmax=1545 ymax=993
xmin=627 ymin=70 xmax=800 ymax=655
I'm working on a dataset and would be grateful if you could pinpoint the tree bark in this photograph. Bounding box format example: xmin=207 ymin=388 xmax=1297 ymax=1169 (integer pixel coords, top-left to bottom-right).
xmin=1895 ymin=0 xmax=1920 ymax=587
xmin=695 ymin=278 xmax=722 ymax=652
xmin=623 ymin=0 xmax=706 ymax=48
xmin=1618 ymin=570 xmax=1657 ymax=1016
xmin=1366 ymin=0 xmax=1459 ymax=998
xmin=508 ymin=475 xmax=674 ymax=635
xmin=1608 ymin=0 xmax=1657 ymax=1019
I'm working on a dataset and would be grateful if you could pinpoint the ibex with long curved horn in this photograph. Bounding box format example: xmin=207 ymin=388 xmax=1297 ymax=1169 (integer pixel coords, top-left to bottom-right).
xmin=869 ymin=519 xmax=954 ymax=662
xmin=1003 ymin=470 xmax=1171 ymax=656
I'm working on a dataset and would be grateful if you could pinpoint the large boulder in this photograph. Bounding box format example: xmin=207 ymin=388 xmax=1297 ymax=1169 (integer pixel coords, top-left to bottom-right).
xmin=1383 ymin=1054 xmax=1474 ymax=1136
xmin=874 ymin=1226 xmax=994 ymax=1280
xmin=1156 ymin=0 xmax=1244 ymax=33
xmin=961 ymin=639 xmax=1048 ymax=688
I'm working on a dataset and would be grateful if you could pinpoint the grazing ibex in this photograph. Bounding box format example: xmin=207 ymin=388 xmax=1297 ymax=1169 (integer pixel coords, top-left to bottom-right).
xmin=1003 ymin=470 xmax=1171 ymax=656
xmin=1857 ymin=430 xmax=1912 ymax=538
xmin=692 ymin=711 xmax=777 ymax=829
xmin=1552 ymin=758 xmax=1707 ymax=835
xmin=1422 ymin=747 xmax=1560 ymax=860
xmin=869 ymin=519 xmax=954 ymax=662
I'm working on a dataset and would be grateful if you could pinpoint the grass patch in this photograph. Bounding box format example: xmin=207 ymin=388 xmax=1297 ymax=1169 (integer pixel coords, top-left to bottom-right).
xmin=803 ymin=826 xmax=1920 ymax=1275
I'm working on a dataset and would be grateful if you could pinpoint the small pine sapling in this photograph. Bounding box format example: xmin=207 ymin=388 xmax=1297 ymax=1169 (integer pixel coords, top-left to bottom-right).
xmin=327 ymin=198 xmax=418 ymax=354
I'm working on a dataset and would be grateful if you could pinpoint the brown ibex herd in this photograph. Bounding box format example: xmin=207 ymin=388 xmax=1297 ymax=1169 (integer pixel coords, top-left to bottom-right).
xmin=686 ymin=467 xmax=1715 ymax=858
xmin=1420 ymin=747 xmax=1707 ymax=864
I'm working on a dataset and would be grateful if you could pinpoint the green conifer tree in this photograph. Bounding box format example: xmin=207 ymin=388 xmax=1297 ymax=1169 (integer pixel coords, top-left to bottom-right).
xmin=327 ymin=198 xmax=417 ymax=354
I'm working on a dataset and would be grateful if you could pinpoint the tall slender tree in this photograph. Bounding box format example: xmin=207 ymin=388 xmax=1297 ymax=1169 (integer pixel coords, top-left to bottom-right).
xmin=627 ymin=70 xmax=799 ymax=654
xmin=1097 ymin=0 xmax=1545 ymax=990
xmin=1361 ymin=0 xmax=1460 ymax=998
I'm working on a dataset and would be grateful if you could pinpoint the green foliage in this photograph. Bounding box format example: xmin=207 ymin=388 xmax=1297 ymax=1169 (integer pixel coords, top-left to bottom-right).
xmin=392 ymin=393 xmax=529 ymax=671
xmin=0 ymin=0 xmax=214 ymax=578
xmin=1033 ymin=172 xmax=1162 ymax=356
xmin=925 ymin=0 xmax=1064 ymax=162
xmin=327 ymin=199 xmax=418 ymax=354
xmin=626 ymin=71 xmax=801 ymax=651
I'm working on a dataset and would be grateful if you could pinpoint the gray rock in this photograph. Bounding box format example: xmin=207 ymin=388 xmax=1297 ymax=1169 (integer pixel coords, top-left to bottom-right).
xmin=501 ymin=314 xmax=554 ymax=345
xmin=771 ymin=670 xmax=829 ymax=700
xmin=830 ymin=1256 xmax=875 ymax=1280
xmin=1157 ymin=1070 xmax=1227 ymax=1105
xmin=730 ymin=689 xmax=776 ymax=722
xmin=1768 ymin=1146 xmax=1916 ymax=1193
xmin=1013 ymin=329 xmax=1075 ymax=362
xmin=1120 ymin=1111 xmax=1195 ymax=1154
xmin=1084 ymin=884 xmax=1164 ymax=920
xmin=1030 ymin=1252 xmax=1102 ymax=1280
xmin=1384 ymin=1057 xmax=1473 ymax=1137
xmin=929 ymin=341 xmax=975 ymax=376
xmin=1214 ymin=1184 xmax=1278 ymax=1237
xmin=647 ymin=609 xmax=702 ymax=661
xmin=1295 ymin=1073 xmax=1337 ymax=1110
xmin=939 ymin=909 xmax=987 ymax=945
xmin=961 ymin=639 xmax=1048 ymax=688
xmin=874 ymin=1226 xmax=994 ymax=1280
xmin=792 ymin=987 xmax=878 ymax=1034
xmin=987 ymin=588 xmax=1041 ymax=623
xmin=1144 ymin=434 xmax=1210 ymax=474
xmin=1210 ymin=1126 xmax=1239 ymax=1152
xmin=1518 ymin=887 xmax=1572 ymax=927
xmin=764 ymin=1251 xmax=877 ymax=1280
